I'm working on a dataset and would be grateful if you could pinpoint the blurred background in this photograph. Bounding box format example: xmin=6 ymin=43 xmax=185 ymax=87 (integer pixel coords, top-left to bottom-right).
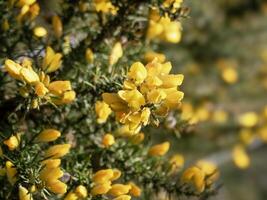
xmin=157 ymin=0 xmax=267 ymax=199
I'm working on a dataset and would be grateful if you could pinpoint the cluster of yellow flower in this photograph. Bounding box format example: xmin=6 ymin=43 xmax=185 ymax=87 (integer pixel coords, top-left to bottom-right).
xmin=90 ymin=169 xmax=141 ymax=200
xmin=147 ymin=8 xmax=182 ymax=43
xmin=96 ymin=58 xmax=184 ymax=134
xmin=4 ymin=46 xmax=75 ymax=108
xmin=0 ymin=129 xmax=71 ymax=199
xmin=181 ymin=160 xmax=219 ymax=193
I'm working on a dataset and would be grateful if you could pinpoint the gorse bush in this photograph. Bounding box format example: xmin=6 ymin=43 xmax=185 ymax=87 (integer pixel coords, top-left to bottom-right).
xmin=3 ymin=0 xmax=267 ymax=200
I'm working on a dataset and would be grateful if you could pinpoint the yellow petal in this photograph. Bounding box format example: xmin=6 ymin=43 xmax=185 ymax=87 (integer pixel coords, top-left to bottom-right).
xmin=44 ymin=144 xmax=71 ymax=159
xmin=20 ymin=68 xmax=40 ymax=84
xmin=36 ymin=129 xmax=61 ymax=142
xmin=5 ymin=59 xmax=22 ymax=80
xmin=108 ymin=184 xmax=132 ymax=197
xmin=127 ymin=62 xmax=147 ymax=84
xmin=33 ymin=26 xmax=47 ymax=37
xmin=19 ymin=185 xmax=33 ymax=200
xmin=148 ymin=142 xmax=170 ymax=156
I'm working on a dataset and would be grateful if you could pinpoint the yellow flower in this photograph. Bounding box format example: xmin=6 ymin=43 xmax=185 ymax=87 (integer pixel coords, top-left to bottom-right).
xmin=64 ymin=192 xmax=78 ymax=200
xmin=102 ymin=93 xmax=127 ymax=112
xmin=91 ymin=182 xmax=111 ymax=196
xmin=169 ymin=154 xmax=184 ymax=173
xmin=212 ymin=110 xmax=228 ymax=124
xmin=108 ymin=184 xmax=132 ymax=196
xmin=36 ymin=129 xmax=61 ymax=143
xmin=110 ymin=169 xmax=121 ymax=181
xmin=118 ymin=89 xmax=145 ymax=110
xmin=127 ymin=62 xmax=147 ymax=85
xmin=52 ymin=15 xmax=63 ymax=38
xmin=44 ymin=144 xmax=71 ymax=159
xmin=147 ymin=11 xmax=182 ymax=43
xmin=221 ymin=67 xmax=238 ymax=84
xmin=42 ymin=46 xmax=63 ymax=73
xmin=4 ymin=59 xmax=23 ymax=80
xmin=232 ymin=145 xmax=250 ymax=169
xmin=239 ymin=129 xmax=255 ymax=145
xmin=93 ymin=0 xmax=117 ymax=15
xmin=6 ymin=161 xmax=17 ymax=185
xmin=128 ymin=182 xmax=141 ymax=197
xmin=61 ymin=91 xmax=76 ymax=104
xmin=163 ymin=0 xmax=183 ymax=11
xmin=85 ymin=48 xmax=94 ymax=63
xmin=148 ymin=142 xmax=170 ymax=156
xmin=112 ymin=195 xmax=132 ymax=200
xmin=41 ymin=159 xmax=61 ymax=168
xmin=95 ymin=101 xmax=112 ymax=124
xmin=40 ymin=167 xmax=64 ymax=182
xmin=46 ymin=180 xmax=67 ymax=194
xmin=35 ymin=82 xmax=49 ymax=97
xmin=196 ymin=160 xmax=219 ymax=185
xmin=75 ymin=185 xmax=88 ymax=198
xmin=93 ymin=169 xmax=114 ymax=184
xmin=144 ymin=51 xmax=166 ymax=63
xmin=4 ymin=135 xmax=20 ymax=151
xmin=181 ymin=167 xmax=205 ymax=193
xmin=258 ymin=126 xmax=267 ymax=142
xmin=33 ymin=26 xmax=47 ymax=37
xmin=238 ymin=112 xmax=258 ymax=128
xmin=20 ymin=67 xmax=40 ymax=84
xmin=19 ymin=185 xmax=33 ymax=200
xmin=109 ymin=42 xmax=123 ymax=65
xmin=48 ymin=81 xmax=72 ymax=95
xmin=102 ymin=133 xmax=115 ymax=148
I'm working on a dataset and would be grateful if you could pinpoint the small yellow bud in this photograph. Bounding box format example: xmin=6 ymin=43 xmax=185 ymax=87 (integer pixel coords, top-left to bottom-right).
xmin=4 ymin=135 xmax=20 ymax=151
xmin=102 ymin=133 xmax=115 ymax=148
xmin=91 ymin=182 xmax=111 ymax=196
xmin=93 ymin=169 xmax=114 ymax=184
xmin=6 ymin=161 xmax=17 ymax=185
xmin=95 ymin=101 xmax=112 ymax=124
xmin=75 ymin=185 xmax=88 ymax=198
xmin=144 ymin=51 xmax=166 ymax=63
xmin=19 ymin=185 xmax=33 ymax=200
xmin=109 ymin=184 xmax=131 ymax=197
xmin=61 ymin=91 xmax=76 ymax=104
xmin=42 ymin=46 xmax=62 ymax=73
xmin=36 ymin=129 xmax=61 ymax=142
xmin=44 ymin=144 xmax=71 ymax=159
xmin=52 ymin=15 xmax=63 ymax=38
xmin=33 ymin=26 xmax=47 ymax=37
xmin=85 ymin=48 xmax=94 ymax=63
xmin=109 ymin=42 xmax=123 ymax=65
xmin=148 ymin=142 xmax=170 ymax=156
xmin=128 ymin=182 xmax=141 ymax=197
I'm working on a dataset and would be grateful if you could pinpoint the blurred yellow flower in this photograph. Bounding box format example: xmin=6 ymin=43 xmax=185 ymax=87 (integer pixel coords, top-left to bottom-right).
xmin=36 ymin=129 xmax=61 ymax=143
xmin=93 ymin=0 xmax=118 ymax=15
xmin=181 ymin=167 xmax=205 ymax=193
xmin=238 ymin=112 xmax=259 ymax=128
xmin=221 ymin=67 xmax=238 ymax=84
xmin=42 ymin=46 xmax=63 ymax=73
xmin=6 ymin=161 xmax=17 ymax=185
xmin=232 ymin=145 xmax=250 ymax=169
xmin=85 ymin=48 xmax=94 ymax=63
xmin=169 ymin=154 xmax=184 ymax=173
xmin=128 ymin=182 xmax=141 ymax=197
xmin=4 ymin=134 xmax=20 ymax=151
xmin=196 ymin=160 xmax=219 ymax=185
xmin=108 ymin=184 xmax=132 ymax=196
xmin=148 ymin=142 xmax=170 ymax=156
xmin=44 ymin=144 xmax=71 ymax=159
xmin=52 ymin=15 xmax=63 ymax=38
xmin=109 ymin=42 xmax=123 ymax=65
xmin=19 ymin=185 xmax=33 ymax=200
xmin=91 ymin=181 xmax=111 ymax=196
xmin=33 ymin=26 xmax=47 ymax=37
xmin=75 ymin=185 xmax=88 ymax=198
